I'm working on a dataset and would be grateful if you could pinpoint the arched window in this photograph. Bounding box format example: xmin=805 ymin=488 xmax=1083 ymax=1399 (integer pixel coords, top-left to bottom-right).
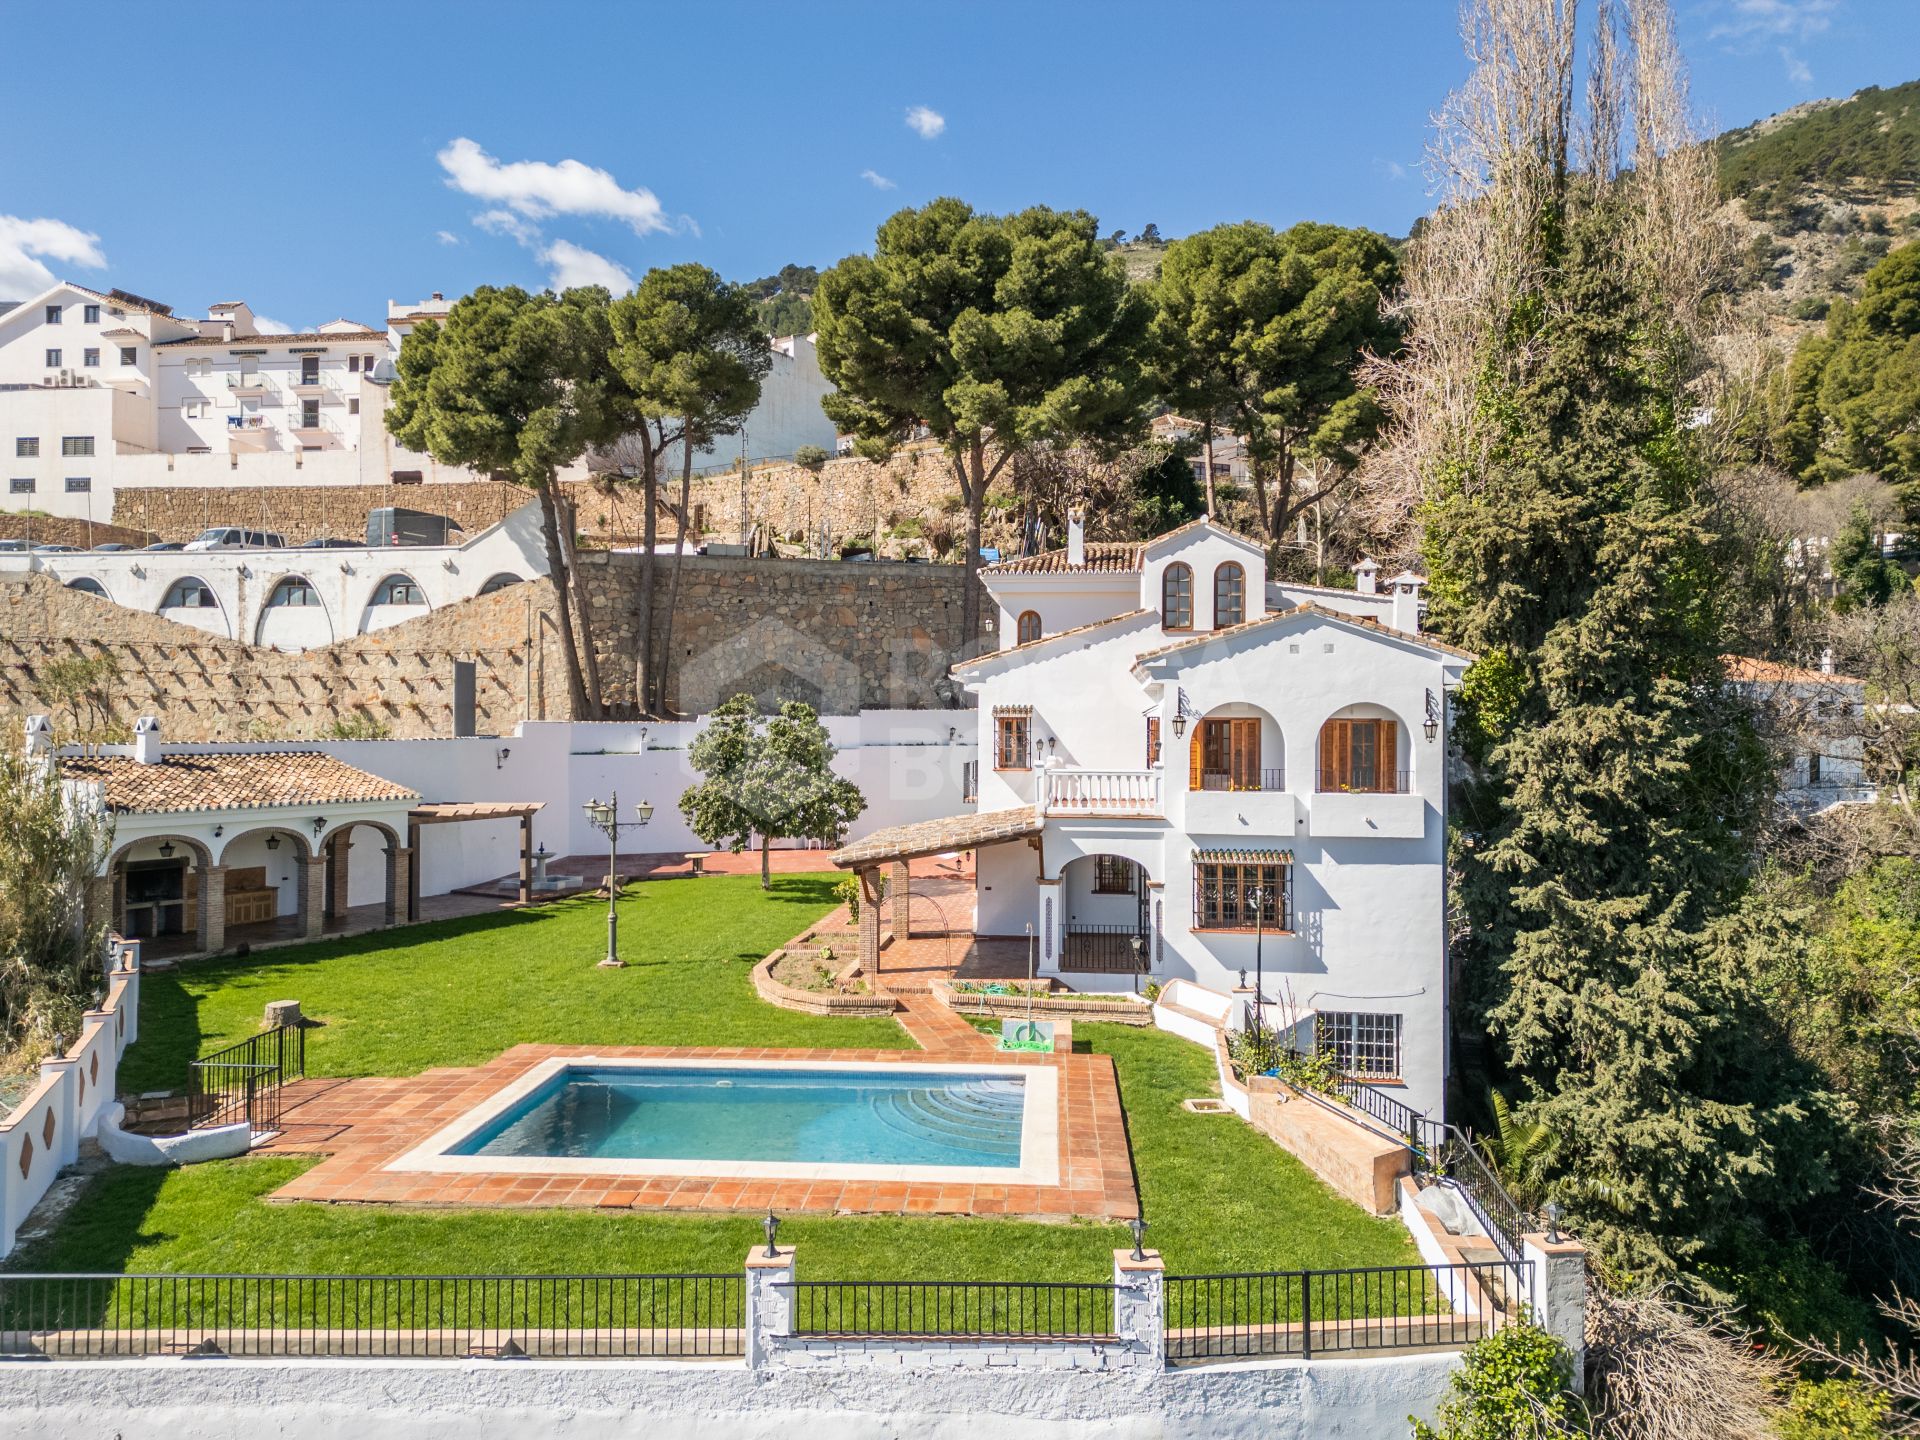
xmin=478 ymin=573 xmax=522 ymax=595
xmin=1317 ymin=716 xmax=1401 ymax=793
xmin=1161 ymin=562 xmax=1194 ymax=630
xmin=1016 ymin=610 xmax=1042 ymax=644
xmin=265 ymin=576 xmax=318 ymax=608
xmin=160 ymin=577 xmax=216 ymax=609
xmin=1213 ymin=562 xmax=1245 ymax=628
xmin=372 ymin=573 xmax=423 ymax=605
xmin=66 ymin=577 xmax=107 ymax=598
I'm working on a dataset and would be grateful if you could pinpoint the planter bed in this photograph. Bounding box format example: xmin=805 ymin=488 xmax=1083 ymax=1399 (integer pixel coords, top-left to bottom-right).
xmin=752 ymin=950 xmax=898 ymax=1018
xmin=931 ymin=978 xmax=1154 ymax=1026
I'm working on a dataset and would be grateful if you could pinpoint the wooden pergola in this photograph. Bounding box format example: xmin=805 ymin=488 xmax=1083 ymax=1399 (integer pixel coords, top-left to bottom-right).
xmin=830 ymin=806 xmax=1043 ymax=973
xmin=406 ymin=800 xmax=545 ymax=919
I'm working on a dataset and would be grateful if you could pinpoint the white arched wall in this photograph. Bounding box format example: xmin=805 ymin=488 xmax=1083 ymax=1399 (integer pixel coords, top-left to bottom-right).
xmin=157 ymin=578 xmax=231 ymax=638
xmin=1060 ymin=851 xmax=1150 ymax=931
xmin=215 ymin=826 xmax=311 ymax=919
xmin=1184 ymin=700 xmax=1285 ymax=790
xmin=1309 ymin=700 xmax=1412 ymax=791
xmin=254 ymin=575 xmax=335 ymax=651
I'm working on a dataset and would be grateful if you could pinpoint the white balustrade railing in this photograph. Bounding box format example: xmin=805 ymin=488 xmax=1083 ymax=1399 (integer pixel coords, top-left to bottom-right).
xmin=1042 ymin=768 xmax=1162 ymax=816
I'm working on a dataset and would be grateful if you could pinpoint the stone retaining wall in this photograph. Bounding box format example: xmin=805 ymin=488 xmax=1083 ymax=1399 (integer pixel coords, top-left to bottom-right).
xmin=112 ymin=480 xmax=527 ymax=546
xmin=0 ymin=514 xmax=156 ymax=549
xmin=930 ymin=978 xmax=1155 ymax=1027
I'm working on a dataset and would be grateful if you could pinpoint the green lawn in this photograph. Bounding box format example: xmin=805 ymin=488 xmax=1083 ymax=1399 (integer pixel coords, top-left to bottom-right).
xmin=120 ymin=874 xmax=908 ymax=1092
xmin=17 ymin=873 xmax=1421 ymax=1290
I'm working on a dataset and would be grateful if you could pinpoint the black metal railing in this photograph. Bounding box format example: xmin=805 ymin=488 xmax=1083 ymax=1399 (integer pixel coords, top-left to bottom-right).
xmin=187 ymin=1025 xmax=305 ymax=1132
xmin=1419 ymin=1127 xmax=1528 ymax=1266
xmin=1314 ymin=768 xmax=1412 ymax=794
xmin=1164 ymin=1260 xmax=1528 ymax=1363
xmin=1197 ymin=768 xmax=1287 ymax=792
xmin=1060 ymin=925 xmax=1150 ymax=974
xmin=783 ymin=1280 xmax=1114 ymax=1341
xmin=0 ymin=1273 xmax=744 ymax=1360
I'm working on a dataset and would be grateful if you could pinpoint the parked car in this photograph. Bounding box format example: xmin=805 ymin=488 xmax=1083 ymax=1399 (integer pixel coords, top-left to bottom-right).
xmin=141 ymin=541 xmax=185 ymax=552
xmin=93 ymin=542 xmax=129 ymax=552
xmin=298 ymin=537 xmax=361 ymax=549
xmin=31 ymin=543 xmax=79 ymax=553
xmin=183 ymin=527 xmax=287 ymax=551
xmin=366 ymin=507 xmax=455 ymax=547
xmin=0 ymin=539 xmax=28 ymax=553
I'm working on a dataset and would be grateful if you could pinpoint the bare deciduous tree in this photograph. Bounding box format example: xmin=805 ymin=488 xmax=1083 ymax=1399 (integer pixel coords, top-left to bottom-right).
xmin=1585 ymin=1289 xmax=1786 ymax=1440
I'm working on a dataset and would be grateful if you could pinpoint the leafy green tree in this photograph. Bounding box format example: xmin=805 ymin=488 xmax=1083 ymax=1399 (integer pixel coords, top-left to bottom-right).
xmin=608 ymin=265 xmax=771 ymax=715
xmin=812 ymin=198 xmax=1152 ymax=638
xmin=388 ymin=285 xmax=630 ymax=718
xmin=1138 ymin=223 xmax=1162 ymax=245
xmin=1774 ymin=242 xmax=1920 ymax=499
xmin=1125 ymin=444 xmax=1203 ymax=535
xmin=1432 ymin=194 xmax=1848 ymax=1279
xmin=1410 ymin=1318 xmax=1585 ymax=1439
xmin=1830 ymin=497 xmax=1910 ymax=609
xmin=1150 ymin=221 xmax=1400 ymax=540
xmin=679 ymin=694 xmax=865 ymax=889
xmin=1 ymin=723 xmax=112 ymax=1061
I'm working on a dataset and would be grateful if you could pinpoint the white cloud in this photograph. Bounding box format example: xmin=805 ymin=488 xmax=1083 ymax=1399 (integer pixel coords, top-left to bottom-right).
xmin=473 ymin=207 xmax=541 ymax=245
xmin=1373 ymin=158 xmax=1410 ymax=182
xmin=435 ymin=229 xmax=462 ymax=246
xmin=905 ymin=105 xmax=946 ymax=140
xmin=0 ymin=215 xmax=106 ymax=299
xmin=1708 ymin=0 xmax=1838 ymax=45
xmin=252 ymin=316 xmax=294 ymax=335
xmin=538 ymin=239 xmax=633 ymax=293
xmin=437 ymin=137 xmax=671 ymax=236
xmin=1782 ymin=46 xmax=1814 ymax=84
xmin=860 ymin=168 xmax=897 ymax=190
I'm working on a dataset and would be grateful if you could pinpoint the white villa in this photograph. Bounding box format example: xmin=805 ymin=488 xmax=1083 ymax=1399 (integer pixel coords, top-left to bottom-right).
xmin=837 ymin=516 xmax=1470 ymax=1120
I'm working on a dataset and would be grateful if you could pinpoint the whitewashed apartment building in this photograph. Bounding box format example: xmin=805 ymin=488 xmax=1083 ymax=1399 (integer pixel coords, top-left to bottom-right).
xmin=1 ymin=282 xmax=839 ymax=524
xmin=839 ymin=517 xmax=1468 ymax=1119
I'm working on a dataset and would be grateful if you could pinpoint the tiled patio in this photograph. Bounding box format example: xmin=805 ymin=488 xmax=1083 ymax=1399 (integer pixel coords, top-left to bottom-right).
xmin=261 ymin=1042 xmax=1138 ymax=1221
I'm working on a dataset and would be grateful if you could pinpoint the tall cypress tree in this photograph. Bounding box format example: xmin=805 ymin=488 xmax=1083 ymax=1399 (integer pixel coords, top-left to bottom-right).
xmin=1431 ymin=195 xmax=1846 ymax=1280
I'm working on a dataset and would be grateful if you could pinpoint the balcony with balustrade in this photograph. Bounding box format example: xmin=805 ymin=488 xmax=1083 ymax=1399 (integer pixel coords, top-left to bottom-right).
xmin=1040 ymin=768 xmax=1162 ymax=819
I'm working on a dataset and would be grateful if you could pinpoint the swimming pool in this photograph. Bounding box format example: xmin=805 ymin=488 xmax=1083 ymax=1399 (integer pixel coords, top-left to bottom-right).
xmin=387 ymin=1057 xmax=1060 ymax=1185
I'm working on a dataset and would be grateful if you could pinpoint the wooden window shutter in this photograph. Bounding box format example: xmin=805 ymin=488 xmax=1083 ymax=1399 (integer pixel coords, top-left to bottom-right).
xmin=1231 ymin=718 xmax=1259 ymax=789
xmin=1146 ymin=716 xmax=1161 ymax=768
xmin=1189 ymin=728 xmax=1205 ymax=790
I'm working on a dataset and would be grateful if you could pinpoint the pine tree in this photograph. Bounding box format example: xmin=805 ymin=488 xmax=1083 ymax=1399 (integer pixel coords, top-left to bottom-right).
xmin=1432 ymin=197 xmax=1847 ymax=1280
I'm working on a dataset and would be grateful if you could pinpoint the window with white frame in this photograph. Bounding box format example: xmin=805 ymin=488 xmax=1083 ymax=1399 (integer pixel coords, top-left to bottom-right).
xmin=1318 ymin=1012 xmax=1402 ymax=1081
xmin=119 ymin=347 xmax=137 ymax=366
xmin=45 ymin=349 xmax=61 ymax=367
xmin=65 ymin=476 xmax=91 ymax=493
xmin=266 ymin=577 xmax=319 ymax=608
xmin=44 ymin=305 xmax=60 ymax=325
xmin=16 ymin=437 xmax=37 ymax=457
xmin=8 ymin=478 xmax=32 ymax=494
xmin=61 ymin=436 xmax=93 ymax=457
xmin=83 ymin=348 xmax=100 ymax=367
xmin=371 ymin=573 xmax=422 ymax=605
xmin=83 ymin=304 xmax=99 ymax=323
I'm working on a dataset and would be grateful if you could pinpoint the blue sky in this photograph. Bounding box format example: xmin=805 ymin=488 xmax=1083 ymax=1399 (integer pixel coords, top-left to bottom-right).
xmin=1 ymin=0 xmax=1913 ymax=329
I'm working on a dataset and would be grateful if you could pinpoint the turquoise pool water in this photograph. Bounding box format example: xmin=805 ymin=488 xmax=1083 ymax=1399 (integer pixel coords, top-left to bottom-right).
xmin=449 ymin=1066 xmax=1028 ymax=1169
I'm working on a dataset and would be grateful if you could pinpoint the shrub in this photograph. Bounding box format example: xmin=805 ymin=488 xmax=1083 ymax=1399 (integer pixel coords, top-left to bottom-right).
xmin=1411 ymin=1318 xmax=1585 ymax=1439
xmin=793 ymin=445 xmax=830 ymax=471
xmin=320 ymin=712 xmax=392 ymax=741
xmin=1775 ymin=1379 xmax=1892 ymax=1439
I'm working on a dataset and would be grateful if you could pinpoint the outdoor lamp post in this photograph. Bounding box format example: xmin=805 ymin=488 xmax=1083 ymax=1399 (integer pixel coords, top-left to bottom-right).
xmin=1128 ymin=932 xmax=1144 ymax=996
xmin=1249 ymin=882 xmax=1268 ymax=1034
xmin=582 ymin=791 xmax=654 ymax=969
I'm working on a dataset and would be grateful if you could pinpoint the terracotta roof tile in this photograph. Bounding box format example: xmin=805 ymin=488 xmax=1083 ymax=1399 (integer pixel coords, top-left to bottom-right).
xmin=1723 ymin=655 xmax=1863 ymax=686
xmin=58 ymin=752 xmax=419 ymax=815
xmin=951 ymin=609 xmax=1155 ymax=676
xmin=1132 ymin=601 xmax=1477 ymax=666
xmin=833 ymin=806 xmax=1042 ymax=868
xmin=982 ymin=542 xmax=1144 ymax=575
xmin=155 ymin=329 xmax=383 ymax=349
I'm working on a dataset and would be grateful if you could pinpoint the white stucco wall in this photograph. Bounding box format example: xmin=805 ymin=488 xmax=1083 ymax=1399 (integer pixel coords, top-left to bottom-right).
xmin=0 ymin=502 xmax=549 ymax=649
xmin=0 ymin=1351 xmax=1465 ymax=1440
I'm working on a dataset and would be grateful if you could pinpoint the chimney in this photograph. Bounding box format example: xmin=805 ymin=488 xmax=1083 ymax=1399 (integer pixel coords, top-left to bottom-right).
xmin=23 ymin=714 xmax=52 ymax=758
xmin=431 ymin=292 xmax=444 ymax=302
xmin=132 ymin=715 xmax=162 ymax=764
xmin=1354 ymin=556 xmax=1380 ymax=596
xmin=1066 ymin=506 xmax=1085 ymax=568
xmin=1388 ymin=572 xmax=1426 ymax=635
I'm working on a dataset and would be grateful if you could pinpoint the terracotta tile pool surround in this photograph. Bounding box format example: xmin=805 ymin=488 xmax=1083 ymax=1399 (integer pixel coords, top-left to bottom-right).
xmin=263 ymin=1044 xmax=1139 ymax=1221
